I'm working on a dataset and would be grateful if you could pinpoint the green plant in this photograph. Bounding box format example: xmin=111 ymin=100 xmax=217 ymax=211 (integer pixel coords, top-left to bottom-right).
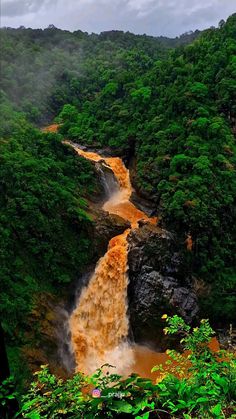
xmin=153 ymin=315 xmax=236 ymax=418
xmin=0 ymin=376 xmax=18 ymax=419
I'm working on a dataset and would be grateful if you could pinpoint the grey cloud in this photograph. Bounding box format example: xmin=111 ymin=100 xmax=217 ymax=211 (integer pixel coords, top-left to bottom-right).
xmin=2 ymin=0 xmax=43 ymax=17
xmin=1 ymin=0 xmax=57 ymax=17
xmin=1 ymin=0 xmax=235 ymax=37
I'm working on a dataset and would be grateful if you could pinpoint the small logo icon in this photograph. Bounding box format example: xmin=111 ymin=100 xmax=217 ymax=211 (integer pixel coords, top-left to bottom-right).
xmin=92 ymin=388 xmax=101 ymax=398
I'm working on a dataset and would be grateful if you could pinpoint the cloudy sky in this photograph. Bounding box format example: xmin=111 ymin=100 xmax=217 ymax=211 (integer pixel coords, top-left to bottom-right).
xmin=1 ymin=0 xmax=236 ymax=37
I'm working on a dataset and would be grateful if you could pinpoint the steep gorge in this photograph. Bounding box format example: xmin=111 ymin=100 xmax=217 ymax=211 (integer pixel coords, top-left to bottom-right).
xmin=67 ymin=143 xmax=171 ymax=377
xmin=39 ymin=126 xmax=200 ymax=378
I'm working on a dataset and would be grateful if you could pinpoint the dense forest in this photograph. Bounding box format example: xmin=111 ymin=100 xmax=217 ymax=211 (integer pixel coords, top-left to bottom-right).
xmin=0 ymin=26 xmax=199 ymax=126
xmin=0 ymin=13 xmax=236 ymax=418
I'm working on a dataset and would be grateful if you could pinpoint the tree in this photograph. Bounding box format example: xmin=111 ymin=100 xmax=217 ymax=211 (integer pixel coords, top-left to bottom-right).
xmin=219 ymin=19 xmax=225 ymax=29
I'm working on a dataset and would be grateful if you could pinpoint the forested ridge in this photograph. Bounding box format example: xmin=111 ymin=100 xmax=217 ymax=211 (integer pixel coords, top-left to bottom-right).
xmin=0 ymin=26 xmax=199 ymax=126
xmin=0 ymin=14 xmax=236 ymax=418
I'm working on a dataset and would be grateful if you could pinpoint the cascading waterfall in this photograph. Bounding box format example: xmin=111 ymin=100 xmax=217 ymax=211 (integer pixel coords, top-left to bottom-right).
xmin=69 ymin=230 xmax=133 ymax=374
xmin=68 ymin=143 xmax=158 ymax=375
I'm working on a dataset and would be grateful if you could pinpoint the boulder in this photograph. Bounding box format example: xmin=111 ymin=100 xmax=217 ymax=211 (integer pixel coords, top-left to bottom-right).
xmin=127 ymin=224 xmax=199 ymax=350
xmin=90 ymin=208 xmax=131 ymax=257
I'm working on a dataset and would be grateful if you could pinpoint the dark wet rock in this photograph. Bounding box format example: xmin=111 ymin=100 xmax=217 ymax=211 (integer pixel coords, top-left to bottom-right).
xmin=85 ymin=161 xmax=118 ymax=204
xmin=22 ymin=293 xmax=72 ymax=377
xmin=138 ymin=219 xmax=150 ymax=228
xmin=130 ymin=191 xmax=157 ymax=218
xmin=90 ymin=208 xmax=131 ymax=257
xmin=95 ymin=162 xmax=118 ymax=203
xmin=217 ymin=326 xmax=236 ymax=352
xmin=128 ymin=224 xmax=199 ymax=350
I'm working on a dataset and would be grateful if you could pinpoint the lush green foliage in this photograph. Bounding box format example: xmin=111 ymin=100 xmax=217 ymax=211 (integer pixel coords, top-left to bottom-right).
xmin=58 ymin=14 xmax=236 ymax=322
xmin=0 ymin=377 xmax=18 ymax=419
xmin=0 ymin=108 xmax=100 ymax=381
xmin=6 ymin=316 xmax=235 ymax=418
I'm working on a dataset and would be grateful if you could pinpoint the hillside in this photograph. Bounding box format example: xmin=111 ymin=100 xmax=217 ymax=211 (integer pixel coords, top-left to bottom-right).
xmin=0 ymin=26 xmax=199 ymax=126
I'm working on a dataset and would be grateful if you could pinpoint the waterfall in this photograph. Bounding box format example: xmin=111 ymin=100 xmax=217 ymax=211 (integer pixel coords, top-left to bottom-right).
xmin=68 ymin=145 xmax=157 ymax=375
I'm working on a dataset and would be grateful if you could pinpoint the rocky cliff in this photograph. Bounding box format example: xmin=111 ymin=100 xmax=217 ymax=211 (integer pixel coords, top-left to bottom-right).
xmin=127 ymin=223 xmax=199 ymax=350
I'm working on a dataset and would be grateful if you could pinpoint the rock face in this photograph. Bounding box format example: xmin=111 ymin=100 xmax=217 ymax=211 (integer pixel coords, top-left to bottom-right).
xmin=127 ymin=224 xmax=199 ymax=350
xmin=90 ymin=208 xmax=131 ymax=258
xmin=23 ymin=293 xmax=72 ymax=377
xmin=93 ymin=162 xmax=118 ymax=203
xmin=130 ymin=191 xmax=157 ymax=218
